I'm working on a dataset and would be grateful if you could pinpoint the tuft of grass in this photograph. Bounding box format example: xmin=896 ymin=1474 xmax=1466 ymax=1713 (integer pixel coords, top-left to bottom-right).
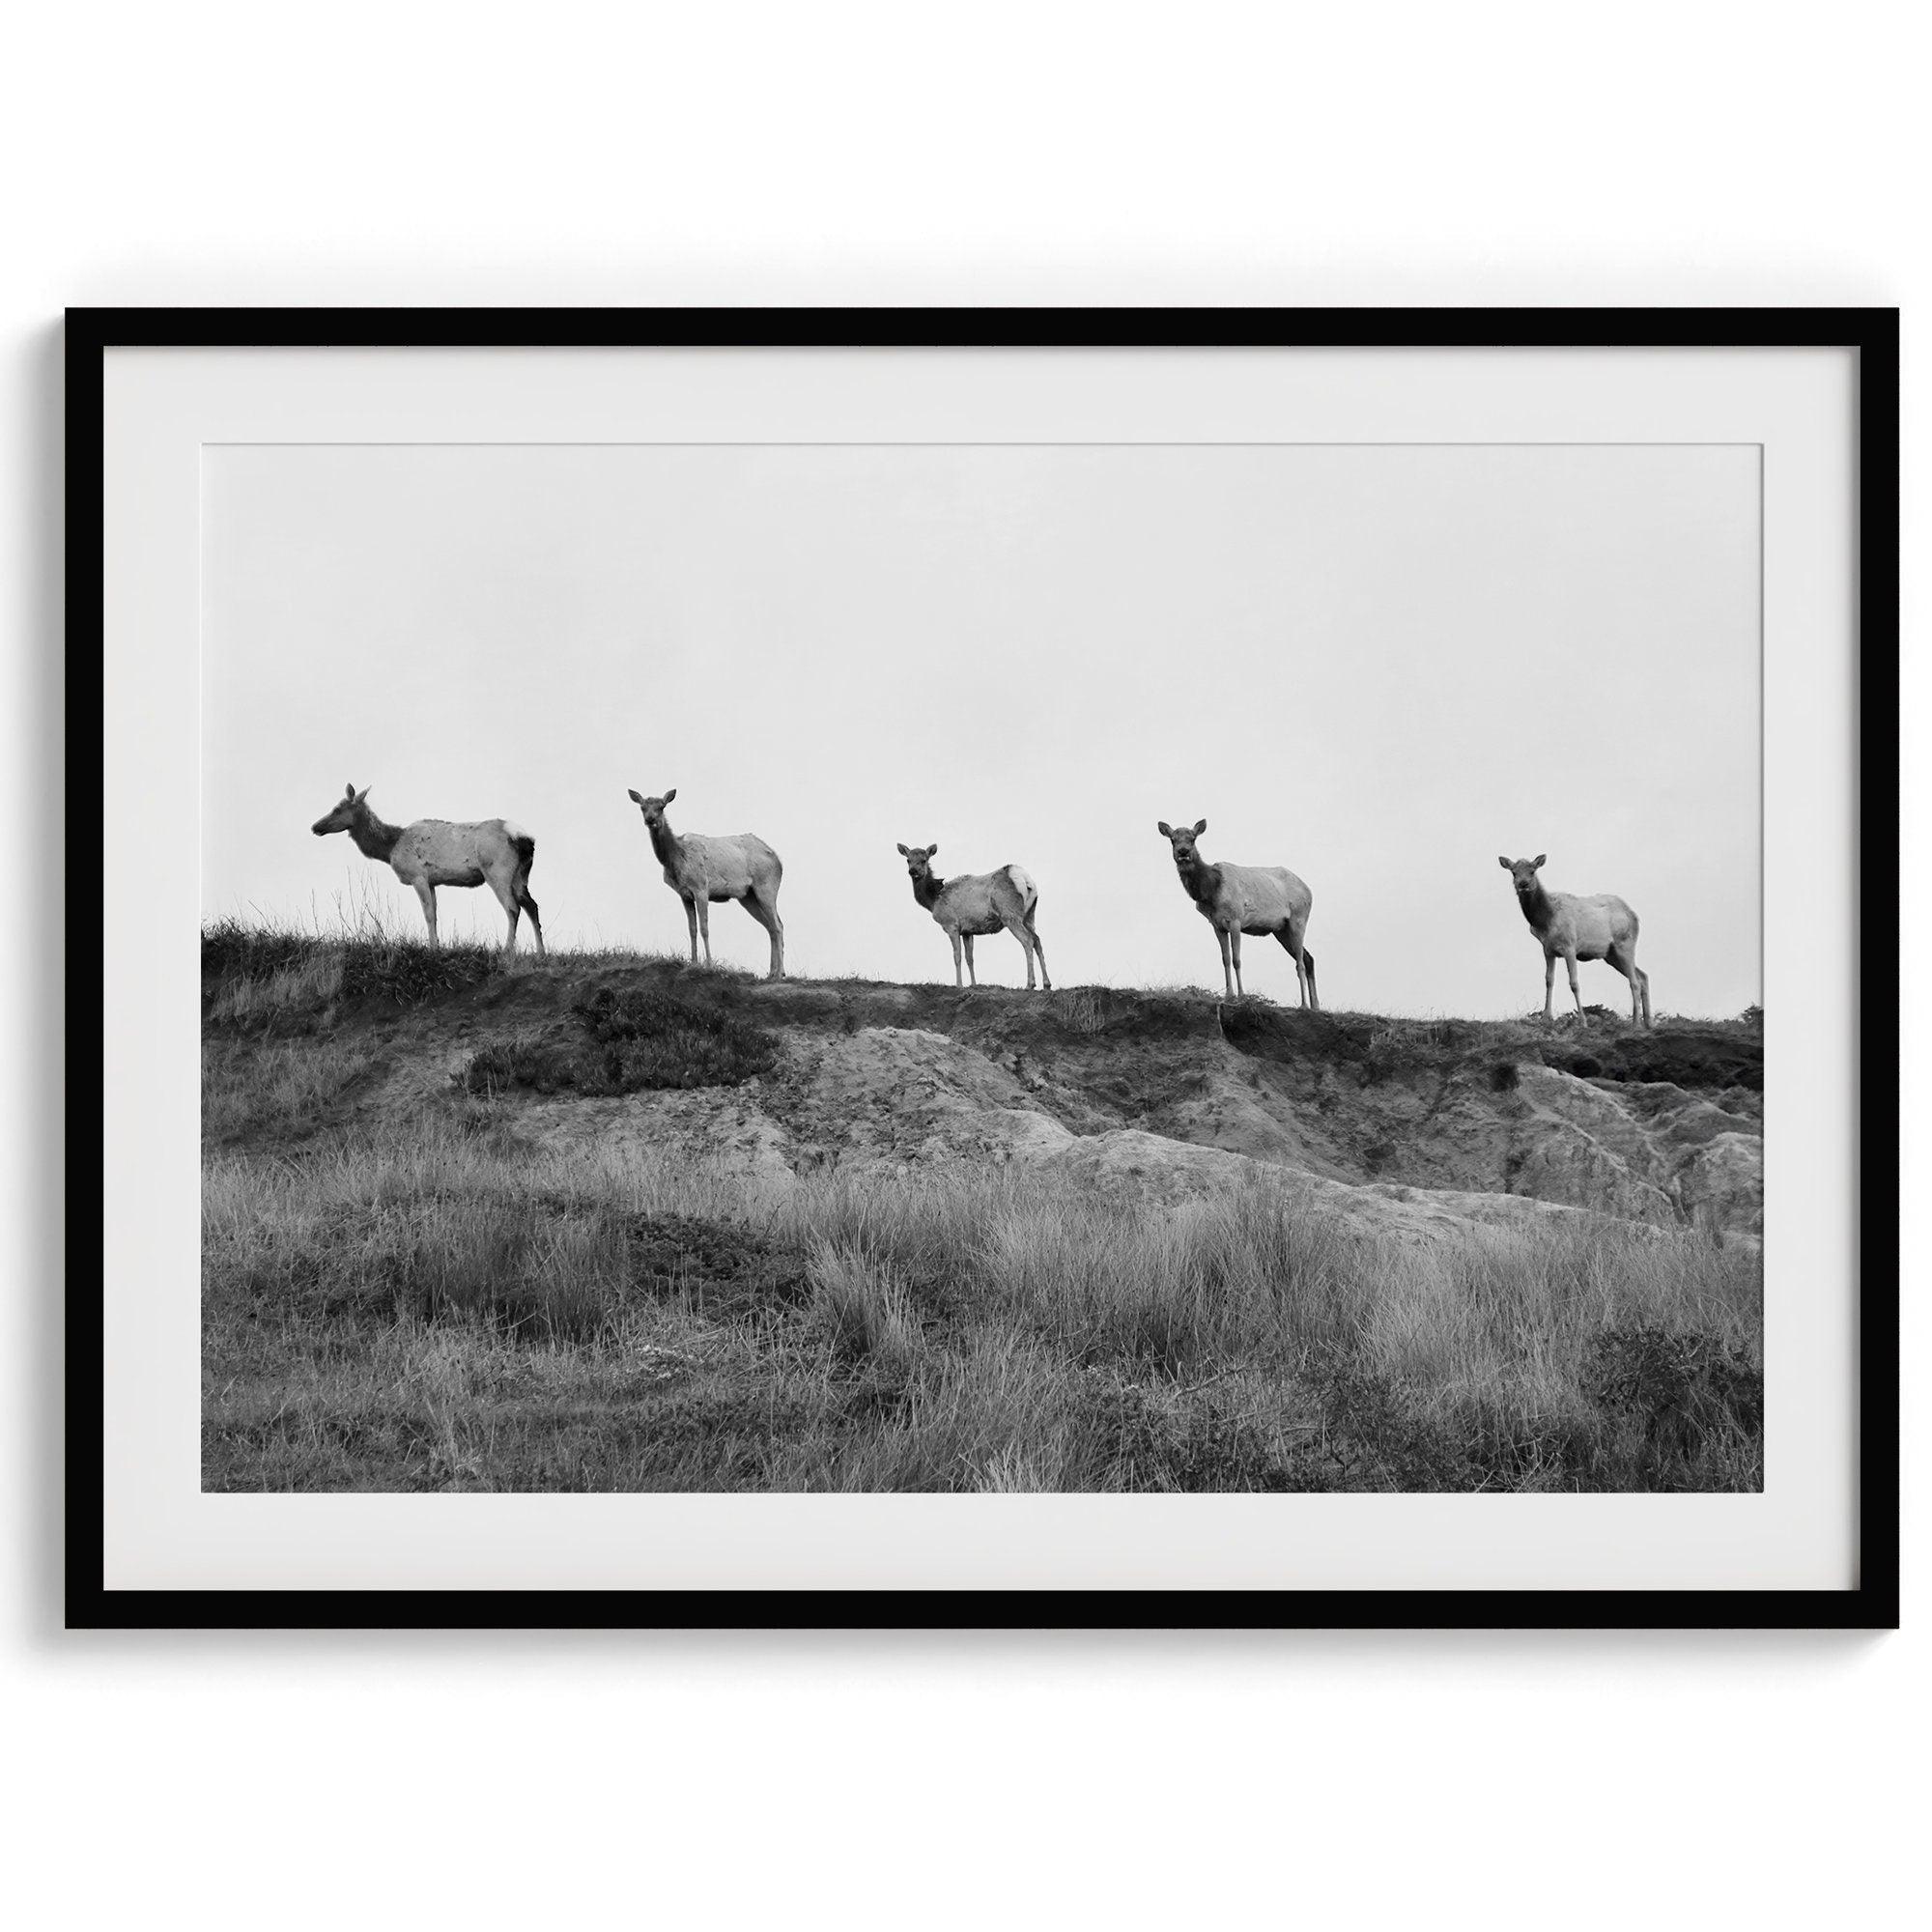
xmin=807 ymin=1241 xmax=926 ymax=1373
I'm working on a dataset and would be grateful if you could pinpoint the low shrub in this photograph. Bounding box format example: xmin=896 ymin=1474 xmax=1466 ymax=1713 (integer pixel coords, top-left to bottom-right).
xmin=463 ymin=985 xmax=779 ymax=1096
xmin=338 ymin=940 xmax=498 ymax=1007
xmin=628 ymin=1212 xmax=811 ymax=1320
xmin=1582 ymin=1323 xmax=1763 ymax=1441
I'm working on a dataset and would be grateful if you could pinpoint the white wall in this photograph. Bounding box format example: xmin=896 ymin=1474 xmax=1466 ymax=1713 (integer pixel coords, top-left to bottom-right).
xmin=4 ymin=5 xmax=1918 ymax=1927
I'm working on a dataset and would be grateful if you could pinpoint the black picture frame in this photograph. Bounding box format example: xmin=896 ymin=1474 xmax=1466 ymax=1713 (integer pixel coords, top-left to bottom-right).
xmin=67 ymin=306 xmax=1899 ymax=1632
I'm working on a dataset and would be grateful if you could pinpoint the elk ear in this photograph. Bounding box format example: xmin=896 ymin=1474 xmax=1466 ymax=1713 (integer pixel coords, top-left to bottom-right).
xmin=663 ymin=787 xmax=676 ymax=804
xmin=1192 ymin=819 xmax=1208 ymax=837
xmin=926 ymin=843 xmax=938 ymax=857
xmin=895 ymin=842 xmax=909 ymax=856
xmin=1532 ymin=853 xmax=1547 ymax=869
xmin=1498 ymin=856 xmax=1511 ymax=869
xmin=353 ymin=785 xmax=370 ymax=804
xmin=628 ymin=789 xmax=645 ymax=805
xmin=345 ymin=781 xmax=356 ymax=799
xmin=1157 ymin=821 xmax=1173 ymax=838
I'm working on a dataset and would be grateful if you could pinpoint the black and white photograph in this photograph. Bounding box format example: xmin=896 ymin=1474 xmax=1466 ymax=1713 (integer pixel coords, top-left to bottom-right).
xmin=199 ymin=435 xmax=1768 ymax=1496
xmin=15 ymin=6 xmax=1919 ymax=1924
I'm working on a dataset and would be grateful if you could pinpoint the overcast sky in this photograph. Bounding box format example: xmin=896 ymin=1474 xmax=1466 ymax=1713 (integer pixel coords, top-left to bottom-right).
xmin=202 ymin=442 xmax=1759 ymax=1016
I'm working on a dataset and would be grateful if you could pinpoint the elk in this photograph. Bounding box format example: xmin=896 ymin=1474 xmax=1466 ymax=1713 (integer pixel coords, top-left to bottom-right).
xmin=895 ymin=843 xmax=1051 ymax=990
xmin=310 ymin=782 xmax=545 ymax=954
xmin=1498 ymin=853 xmax=1650 ymax=1025
xmin=628 ymin=787 xmax=785 ymax=979
xmin=1157 ymin=818 xmax=1318 ymax=1007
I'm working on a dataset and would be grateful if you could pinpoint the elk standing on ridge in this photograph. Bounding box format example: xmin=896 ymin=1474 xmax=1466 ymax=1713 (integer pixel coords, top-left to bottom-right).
xmin=628 ymin=787 xmax=786 ymax=979
xmin=310 ymin=782 xmax=545 ymax=954
xmin=895 ymin=843 xmax=1051 ymax=990
xmin=1157 ymin=818 xmax=1318 ymax=1007
xmin=1498 ymin=853 xmax=1649 ymax=1025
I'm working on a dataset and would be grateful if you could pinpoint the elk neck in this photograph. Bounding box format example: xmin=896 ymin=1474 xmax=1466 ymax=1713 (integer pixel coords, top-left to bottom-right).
xmin=350 ymin=802 xmax=402 ymax=862
xmin=646 ymin=817 xmax=683 ymax=869
xmin=1515 ymin=877 xmax=1555 ymax=932
xmin=1174 ymin=849 xmax=1219 ymax=906
xmin=910 ymin=868 xmax=945 ymax=910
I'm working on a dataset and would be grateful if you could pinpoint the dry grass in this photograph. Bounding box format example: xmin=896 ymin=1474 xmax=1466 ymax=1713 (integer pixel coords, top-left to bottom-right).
xmin=203 ymin=1086 xmax=1761 ymax=1493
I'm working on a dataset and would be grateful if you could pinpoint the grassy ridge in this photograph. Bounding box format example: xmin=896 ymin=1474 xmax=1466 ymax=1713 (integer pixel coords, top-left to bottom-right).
xmin=203 ymin=922 xmax=1763 ymax=1068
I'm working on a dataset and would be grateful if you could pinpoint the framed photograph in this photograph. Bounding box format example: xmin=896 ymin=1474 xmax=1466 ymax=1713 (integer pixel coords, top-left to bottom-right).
xmin=71 ymin=308 xmax=1896 ymax=1629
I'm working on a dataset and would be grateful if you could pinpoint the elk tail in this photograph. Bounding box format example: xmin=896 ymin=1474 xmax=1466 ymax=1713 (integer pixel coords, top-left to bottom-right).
xmin=511 ymin=832 xmax=536 ymax=872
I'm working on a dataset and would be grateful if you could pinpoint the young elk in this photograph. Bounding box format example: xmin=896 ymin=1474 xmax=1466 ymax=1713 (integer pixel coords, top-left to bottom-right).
xmin=895 ymin=843 xmax=1051 ymax=990
xmin=1498 ymin=853 xmax=1650 ymax=1025
xmin=1157 ymin=818 xmax=1318 ymax=1007
xmin=628 ymin=787 xmax=785 ymax=979
xmin=310 ymin=782 xmax=545 ymax=954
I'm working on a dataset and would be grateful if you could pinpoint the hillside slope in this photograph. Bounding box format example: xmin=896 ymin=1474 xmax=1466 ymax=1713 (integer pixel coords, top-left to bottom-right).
xmin=203 ymin=939 xmax=1762 ymax=1242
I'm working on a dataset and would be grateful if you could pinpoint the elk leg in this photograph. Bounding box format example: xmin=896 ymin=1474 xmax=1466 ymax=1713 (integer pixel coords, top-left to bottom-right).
xmin=764 ymin=893 xmax=785 ymax=979
xmin=1565 ymin=951 xmax=1584 ymax=1022
xmin=1028 ymin=920 xmax=1050 ymax=991
xmin=1216 ymin=926 xmax=1234 ymax=1001
xmin=950 ymin=930 xmax=964 ymax=987
xmin=414 ymin=881 xmax=439 ymax=948
xmin=1004 ymin=917 xmax=1037 ymax=990
xmin=963 ymin=934 xmax=977 ymax=986
xmin=1276 ymin=923 xmax=1310 ymax=1009
xmin=682 ymin=895 xmax=699 ymax=963
xmin=1230 ymin=927 xmax=1245 ymax=999
xmin=696 ymin=895 xmax=713 ymax=967
xmin=489 ymin=872 xmax=521 ymax=955
xmin=743 ymin=889 xmax=784 ymax=980
xmin=519 ymin=883 xmax=546 ymax=959
xmin=1609 ymin=941 xmax=1650 ymax=1027
xmin=1543 ymin=950 xmax=1556 ymax=1021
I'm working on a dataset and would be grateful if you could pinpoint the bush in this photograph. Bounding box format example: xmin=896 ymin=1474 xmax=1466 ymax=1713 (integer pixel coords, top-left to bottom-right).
xmin=628 ymin=1213 xmax=811 ymax=1320
xmin=1582 ymin=1323 xmax=1763 ymax=1438
xmin=463 ymin=986 xmax=779 ymax=1096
